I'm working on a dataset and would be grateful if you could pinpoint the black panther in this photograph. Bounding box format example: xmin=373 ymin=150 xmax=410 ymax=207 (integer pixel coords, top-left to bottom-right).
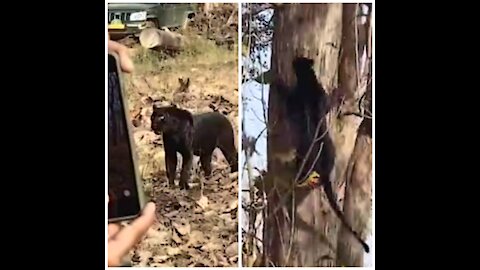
xmin=274 ymin=57 xmax=370 ymax=253
xmin=150 ymin=105 xmax=238 ymax=190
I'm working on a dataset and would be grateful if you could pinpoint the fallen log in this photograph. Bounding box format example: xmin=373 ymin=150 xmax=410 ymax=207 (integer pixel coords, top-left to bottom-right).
xmin=139 ymin=27 xmax=184 ymax=51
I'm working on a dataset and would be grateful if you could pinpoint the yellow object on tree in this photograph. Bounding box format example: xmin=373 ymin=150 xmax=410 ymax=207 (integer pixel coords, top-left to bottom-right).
xmin=297 ymin=171 xmax=321 ymax=188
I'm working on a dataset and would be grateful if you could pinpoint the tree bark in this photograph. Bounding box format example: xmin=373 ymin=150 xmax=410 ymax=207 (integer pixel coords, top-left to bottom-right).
xmin=266 ymin=4 xmax=345 ymax=267
xmin=336 ymin=5 xmax=372 ymax=266
xmin=336 ymin=100 xmax=371 ymax=267
xmin=265 ymin=3 xmax=372 ymax=267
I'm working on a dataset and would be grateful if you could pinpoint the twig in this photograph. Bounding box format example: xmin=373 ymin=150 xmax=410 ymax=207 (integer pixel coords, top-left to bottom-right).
xmin=242 ymin=3 xmax=273 ymax=17
xmin=249 ymin=91 xmax=264 ymax=103
xmin=257 ymin=52 xmax=268 ymax=125
xmin=285 ymin=179 xmax=295 ymax=263
xmin=293 ymin=114 xmax=327 ymax=184
xmin=341 ymin=111 xmax=372 ymax=119
xmin=254 ymin=126 xmax=268 ymax=145
xmin=242 ymin=228 xmax=264 ymax=243
xmin=251 ymin=107 xmax=266 ymax=124
xmin=274 ymin=201 xmax=287 ymax=259
xmin=303 ymin=142 xmax=324 ymax=182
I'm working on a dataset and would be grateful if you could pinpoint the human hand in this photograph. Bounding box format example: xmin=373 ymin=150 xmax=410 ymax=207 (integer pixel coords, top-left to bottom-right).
xmin=108 ymin=201 xmax=156 ymax=266
xmin=108 ymin=34 xmax=134 ymax=73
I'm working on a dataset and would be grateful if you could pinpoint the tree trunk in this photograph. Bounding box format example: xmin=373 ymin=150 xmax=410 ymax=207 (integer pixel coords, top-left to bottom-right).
xmin=336 ymin=97 xmax=372 ymax=267
xmin=266 ymin=4 xmax=348 ymax=267
xmin=336 ymin=5 xmax=372 ymax=266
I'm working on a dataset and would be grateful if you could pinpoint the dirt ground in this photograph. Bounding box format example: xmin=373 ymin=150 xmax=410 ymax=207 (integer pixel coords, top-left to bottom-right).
xmin=117 ymin=4 xmax=239 ymax=267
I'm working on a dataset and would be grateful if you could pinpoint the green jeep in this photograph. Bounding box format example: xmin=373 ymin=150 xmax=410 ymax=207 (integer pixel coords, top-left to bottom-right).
xmin=108 ymin=3 xmax=197 ymax=39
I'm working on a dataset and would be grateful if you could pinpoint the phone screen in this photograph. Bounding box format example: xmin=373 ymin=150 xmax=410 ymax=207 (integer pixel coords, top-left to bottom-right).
xmin=108 ymin=54 xmax=141 ymax=221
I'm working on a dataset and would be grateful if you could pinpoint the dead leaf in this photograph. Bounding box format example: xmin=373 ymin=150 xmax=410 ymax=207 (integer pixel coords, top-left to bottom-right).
xmin=228 ymin=171 xmax=238 ymax=180
xmin=153 ymin=255 xmax=169 ymax=263
xmin=166 ymin=246 xmax=182 ymax=256
xmin=196 ymin=195 xmax=209 ymax=209
xmin=194 ymin=206 xmax=203 ymax=214
xmin=145 ymin=229 xmax=170 ymax=245
xmin=172 ymin=230 xmax=183 ymax=244
xmin=225 ymin=242 xmax=238 ymax=257
xmin=226 ymin=200 xmax=238 ymax=212
xmin=220 ymin=213 xmax=231 ymax=222
xmin=164 ymin=210 xmax=179 ymax=218
xmin=203 ymin=210 xmax=217 ymax=218
xmin=201 ymin=242 xmax=223 ymax=252
xmin=215 ymin=253 xmax=229 ymax=266
xmin=223 ymin=181 xmax=237 ymax=190
xmin=173 ymin=220 xmax=191 ymax=236
xmin=136 ymin=250 xmax=152 ymax=266
xmin=210 ymin=253 xmax=219 ymax=266
xmin=187 ymin=230 xmax=205 ymax=248
xmin=228 ymin=255 xmax=238 ymax=265
xmin=150 ymin=262 xmax=173 ymax=267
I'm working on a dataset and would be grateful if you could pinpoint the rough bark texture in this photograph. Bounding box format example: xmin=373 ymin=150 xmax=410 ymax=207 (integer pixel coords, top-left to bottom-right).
xmin=266 ymin=4 xmax=345 ymax=267
xmin=336 ymin=117 xmax=372 ymax=266
xmin=329 ymin=4 xmax=363 ymax=203
xmin=265 ymin=3 xmax=371 ymax=267
xmin=337 ymin=5 xmax=372 ymax=265
xmin=338 ymin=4 xmax=359 ymax=111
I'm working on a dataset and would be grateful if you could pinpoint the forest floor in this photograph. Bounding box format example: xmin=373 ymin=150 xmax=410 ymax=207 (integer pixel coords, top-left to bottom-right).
xmin=116 ymin=4 xmax=239 ymax=267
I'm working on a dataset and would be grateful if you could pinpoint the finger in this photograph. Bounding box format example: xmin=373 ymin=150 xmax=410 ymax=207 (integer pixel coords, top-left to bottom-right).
xmin=108 ymin=40 xmax=134 ymax=73
xmin=108 ymin=224 xmax=121 ymax=238
xmin=109 ymin=202 xmax=156 ymax=257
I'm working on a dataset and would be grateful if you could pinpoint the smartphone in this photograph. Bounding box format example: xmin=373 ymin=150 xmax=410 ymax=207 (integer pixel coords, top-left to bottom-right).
xmin=108 ymin=52 xmax=146 ymax=223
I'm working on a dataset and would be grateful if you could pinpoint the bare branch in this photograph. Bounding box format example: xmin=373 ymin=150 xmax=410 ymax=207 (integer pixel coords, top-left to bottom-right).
xmin=242 ymin=228 xmax=264 ymax=243
xmin=242 ymin=3 xmax=274 ymax=16
xmin=251 ymin=108 xmax=266 ymax=125
xmin=341 ymin=111 xmax=372 ymax=119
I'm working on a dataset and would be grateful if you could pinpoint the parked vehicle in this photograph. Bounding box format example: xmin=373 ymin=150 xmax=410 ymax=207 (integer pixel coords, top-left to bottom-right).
xmin=107 ymin=3 xmax=196 ymax=39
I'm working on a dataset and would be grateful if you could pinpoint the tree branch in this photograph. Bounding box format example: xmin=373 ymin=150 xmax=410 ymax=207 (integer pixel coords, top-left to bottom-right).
xmin=242 ymin=3 xmax=274 ymax=16
xmin=341 ymin=111 xmax=372 ymax=119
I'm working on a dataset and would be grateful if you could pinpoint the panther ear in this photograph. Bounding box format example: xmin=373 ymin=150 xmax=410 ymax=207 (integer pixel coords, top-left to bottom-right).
xmin=307 ymin=58 xmax=314 ymax=66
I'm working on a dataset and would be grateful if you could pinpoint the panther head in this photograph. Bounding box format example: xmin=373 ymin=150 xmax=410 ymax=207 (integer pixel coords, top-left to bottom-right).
xmin=150 ymin=104 xmax=193 ymax=135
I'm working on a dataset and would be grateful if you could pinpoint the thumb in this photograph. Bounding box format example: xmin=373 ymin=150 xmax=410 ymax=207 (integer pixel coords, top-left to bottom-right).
xmin=108 ymin=40 xmax=134 ymax=73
